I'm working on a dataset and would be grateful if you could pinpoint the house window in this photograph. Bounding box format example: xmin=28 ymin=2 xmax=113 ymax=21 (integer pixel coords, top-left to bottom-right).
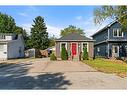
xmin=0 ymin=35 xmax=5 ymax=39
xmin=60 ymin=42 xmax=67 ymax=51
xmin=97 ymin=47 xmax=100 ymax=52
xmin=82 ymin=43 xmax=88 ymax=52
xmin=113 ymin=28 xmax=123 ymax=37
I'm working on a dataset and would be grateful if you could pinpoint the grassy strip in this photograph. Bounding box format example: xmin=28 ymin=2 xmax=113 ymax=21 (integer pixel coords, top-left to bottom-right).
xmin=82 ymin=58 xmax=127 ymax=77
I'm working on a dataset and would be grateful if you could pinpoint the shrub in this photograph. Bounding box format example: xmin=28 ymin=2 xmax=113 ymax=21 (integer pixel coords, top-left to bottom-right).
xmin=61 ymin=46 xmax=68 ymax=60
xmin=82 ymin=47 xmax=89 ymax=60
xmin=50 ymin=53 xmax=57 ymax=61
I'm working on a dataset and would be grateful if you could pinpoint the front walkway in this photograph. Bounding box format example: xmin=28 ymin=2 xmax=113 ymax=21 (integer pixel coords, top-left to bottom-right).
xmin=0 ymin=58 xmax=127 ymax=89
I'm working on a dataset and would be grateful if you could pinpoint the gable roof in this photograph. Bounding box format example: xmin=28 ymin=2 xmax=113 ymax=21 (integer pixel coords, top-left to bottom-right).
xmin=91 ymin=20 xmax=118 ymax=37
xmin=56 ymin=33 xmax=94 ymax=42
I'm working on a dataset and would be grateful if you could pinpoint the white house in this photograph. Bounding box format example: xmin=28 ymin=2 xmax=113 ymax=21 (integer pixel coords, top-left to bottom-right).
xmin=0 ymin=33 xmax=25 ymax=60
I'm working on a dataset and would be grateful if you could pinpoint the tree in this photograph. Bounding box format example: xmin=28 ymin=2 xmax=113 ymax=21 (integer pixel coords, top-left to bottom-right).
xmin=14 ymin=26 xmax=30 ymax=49
xmin=49 ymin=35 xmax=56 ymax=47
xmin=82 ymin=47 xmax=88 ymax=60
xmin=61 ymin=46 xmax=68 ymax=60
xmin=0 ymin=12 xmax=16 ymax=33
xmin=60 ymin=25 xmax=84 ymax=36
xmin=30 ymin=16 xmax=49 ymax=50
xmin=94 ymin=6 xmax=127 ymax=31
xmin=15 ymin=26 xmax=28 ymax=38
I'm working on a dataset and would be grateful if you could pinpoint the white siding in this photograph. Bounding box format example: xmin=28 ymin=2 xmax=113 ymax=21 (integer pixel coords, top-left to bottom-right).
xmin=8 ymin=36 xmax=25 ymax=59
xmin=5 ymin=36 xmax=13 ymax=40
xmin=0 ymin=44 xmax=7 ymax=60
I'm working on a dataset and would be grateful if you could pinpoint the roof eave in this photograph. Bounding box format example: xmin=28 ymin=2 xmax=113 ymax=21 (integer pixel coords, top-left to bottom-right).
xmin=55 ymin=40 xmax=95 ymax=42
xmin=91 ymin=21 xmax=117 ymax=37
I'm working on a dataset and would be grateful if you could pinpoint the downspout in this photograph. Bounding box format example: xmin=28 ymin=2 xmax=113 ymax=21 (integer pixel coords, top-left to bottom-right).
xmin=107 ymin=27 xmax=110 ymax=58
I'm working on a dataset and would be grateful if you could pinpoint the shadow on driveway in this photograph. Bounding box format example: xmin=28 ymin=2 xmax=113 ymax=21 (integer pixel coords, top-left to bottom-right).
xmin=0 ymin=63 xmax=72 ymax=89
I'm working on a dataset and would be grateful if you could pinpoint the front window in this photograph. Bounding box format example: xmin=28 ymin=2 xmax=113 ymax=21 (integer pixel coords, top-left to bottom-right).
xmin=61 ymin=43 xmax=66 ymax=48
xmin=60 ymin=42 xmax=67 ymax=51
xmin=82 ymin=43 xmax=88 ymax=52
xmin=113 ymin=28 xmax=123 ymax=37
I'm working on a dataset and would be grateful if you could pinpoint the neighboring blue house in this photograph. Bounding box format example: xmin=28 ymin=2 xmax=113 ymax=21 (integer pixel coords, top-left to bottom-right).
xmin=91 ymin=21 xmax=127 ymax=58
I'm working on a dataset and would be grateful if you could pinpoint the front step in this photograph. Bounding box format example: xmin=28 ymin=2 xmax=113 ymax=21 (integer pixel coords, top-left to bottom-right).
xmin=72 ymin=56 xmax=79 ymax=61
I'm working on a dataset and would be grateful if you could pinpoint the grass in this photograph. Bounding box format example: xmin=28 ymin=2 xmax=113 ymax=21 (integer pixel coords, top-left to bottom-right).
xmin=82 ymin=58 xmax=127 ymax=77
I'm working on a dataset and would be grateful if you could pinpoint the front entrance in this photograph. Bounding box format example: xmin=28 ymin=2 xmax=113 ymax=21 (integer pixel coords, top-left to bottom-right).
xmin=112 ymin=45 xmax=119 ymax=58
xmin=71 ymin=43 xmax=77 ymax=56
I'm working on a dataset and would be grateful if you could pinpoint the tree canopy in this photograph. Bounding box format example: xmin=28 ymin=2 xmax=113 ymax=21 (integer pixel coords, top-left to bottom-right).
xmin=0 ymin=12 xmax=29 ymax=49
xmin=30 ymin=16 xmax=49 ymax=50
xmin=49 ymin=35 xmax=56 ymax=47
xmin=0 ymin=12 xmax=16 ymax=33
xmin=60 ymin=25 xmax=84 ymax=36
xmin=94 ymin=6 xmax=127 ymax=30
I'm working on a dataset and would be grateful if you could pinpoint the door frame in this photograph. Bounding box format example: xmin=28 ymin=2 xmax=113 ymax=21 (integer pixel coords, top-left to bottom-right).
xmin=112 ymin=45 xmax=119 ymax=57
xmin=71 ymin=42 xmax=78 ymax=56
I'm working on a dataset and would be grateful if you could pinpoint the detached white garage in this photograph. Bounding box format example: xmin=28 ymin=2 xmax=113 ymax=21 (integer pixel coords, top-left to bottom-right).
xmin=0 ymin=33 xmax=25 ymax=60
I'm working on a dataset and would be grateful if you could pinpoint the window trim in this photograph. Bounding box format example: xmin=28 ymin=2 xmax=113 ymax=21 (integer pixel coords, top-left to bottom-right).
xmin=81 ymin=42 xmax=89 ymax=52
xmin=60 ymin=42 xmax=67 ymax=51
xmin=113 ymin=28 xmax=123 ymax=37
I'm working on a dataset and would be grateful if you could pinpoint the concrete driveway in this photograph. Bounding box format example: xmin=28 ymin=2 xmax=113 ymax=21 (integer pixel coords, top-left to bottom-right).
xmin=0 ymin=58 xmax=127 ymax=89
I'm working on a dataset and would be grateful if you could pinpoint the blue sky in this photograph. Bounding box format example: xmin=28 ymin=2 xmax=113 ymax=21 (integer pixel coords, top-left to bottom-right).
xmin=0 ymin=6 xmax=111 ymax=38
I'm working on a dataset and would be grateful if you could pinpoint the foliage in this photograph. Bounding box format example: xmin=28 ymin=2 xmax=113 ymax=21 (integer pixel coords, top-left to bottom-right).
xmin=0 ymin=12 xmax=16 ymax=33
xmin=50 ymin=53 xmax=57 ymax=60
xmin=83 ymin=58 xmax=127 ymax=77
xmin=14 ymin=26 xmax=30 ymax=49
xmin=94 ymin=6 xmax=127 ymax=31
xmin=0 ymin=12 xmax=29 ymax=49
xmin=49 ymin=35 xmax=56 ymax=47
xmin=82 ymin=47 xmax=89 ymax=60
xmin=60 ymin=25 xmax=84 ymax=36
xmin=61 ymin=46 xmax=68 ymax=60
xmin=30 ymin=16 xmax=49 ymax=50
xmin=25 ymin=36 xmax=33 ymax=49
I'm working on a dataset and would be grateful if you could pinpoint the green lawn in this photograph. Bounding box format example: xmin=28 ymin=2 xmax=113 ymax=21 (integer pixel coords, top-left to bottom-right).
xmin=83 ymin=58 xmax=127 ymax=77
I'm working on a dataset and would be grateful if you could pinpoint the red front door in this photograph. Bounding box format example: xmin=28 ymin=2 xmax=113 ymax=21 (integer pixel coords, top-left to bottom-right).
xmin=72 ymin=43 xmax=77 ymax=56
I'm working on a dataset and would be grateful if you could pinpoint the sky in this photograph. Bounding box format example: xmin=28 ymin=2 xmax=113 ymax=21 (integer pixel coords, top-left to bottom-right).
xmin=0 ymin=6 xmax=112 ymax=38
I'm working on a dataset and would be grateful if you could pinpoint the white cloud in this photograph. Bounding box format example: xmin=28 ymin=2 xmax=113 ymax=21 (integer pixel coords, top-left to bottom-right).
xmin=20 ymin=23 xmax=62 ymax=38
xmin=75 ymin=16 xmax=110 ymax=37
xmin=76 ymin=16 xmax=83 ymax=20
xmin=18 ymin=6 xmax=39 ymax=18
xmin=47 ymin=25 xmax=62 ymax=38
xmin=20 ymin=23 xmax=31 ymax=35
xmin=18 ymin=12 xmax=28 ymax=17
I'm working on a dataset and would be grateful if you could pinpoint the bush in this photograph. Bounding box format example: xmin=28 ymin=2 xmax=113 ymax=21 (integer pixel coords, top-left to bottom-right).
xmin=61 ymin=46 xmax=68 ymax=60
xmin=82 ymin=47 xmax=89 ymax=60
xmin=50 ymin=53 xmax=57 ymax=61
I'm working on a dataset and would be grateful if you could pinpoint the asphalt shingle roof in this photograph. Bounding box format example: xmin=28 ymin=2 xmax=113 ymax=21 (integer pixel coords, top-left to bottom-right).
xmin=56 ymin=33 xmax=94 ymax=42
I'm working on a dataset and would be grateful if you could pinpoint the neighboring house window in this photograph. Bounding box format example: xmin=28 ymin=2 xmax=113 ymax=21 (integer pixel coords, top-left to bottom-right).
xmin=97 ymin=47 xmax=100 ymax=52
xmin=113 ymin=28 xmax=123 ymax=37
xmin=60 ymin=42 xmax=67 ymax=51
xmin=0 ymin=35 xmax=5 ymax=39
xmin=2 ymin=35 xmax=5 ymax=39
xmin=82 ymin=43 xmax=88 ymax=52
